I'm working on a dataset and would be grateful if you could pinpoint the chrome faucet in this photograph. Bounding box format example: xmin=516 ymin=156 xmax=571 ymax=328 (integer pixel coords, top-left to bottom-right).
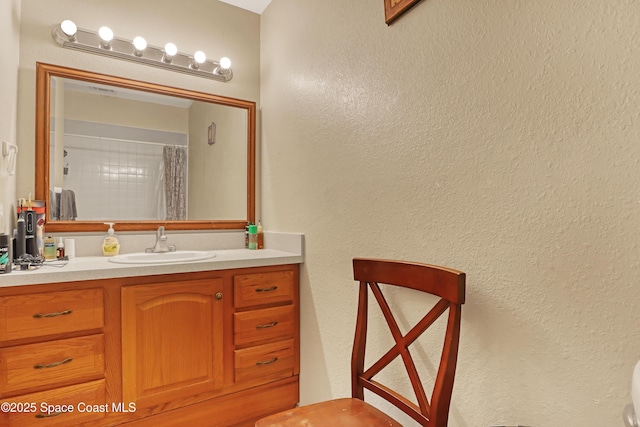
xmin=145 ymin=226 xmax=176 ymax=253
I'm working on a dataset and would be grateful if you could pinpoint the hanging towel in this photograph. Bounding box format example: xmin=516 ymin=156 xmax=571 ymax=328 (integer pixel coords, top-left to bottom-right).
xmin=59 ymin=189 xmax=77 ymax=221
xmin=163 ymin=145 xmax=187 ymax=220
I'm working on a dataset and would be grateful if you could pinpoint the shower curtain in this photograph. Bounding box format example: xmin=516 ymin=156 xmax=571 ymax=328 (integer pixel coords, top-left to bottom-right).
xmin=163 ymin=145 xmax=187 ymax=220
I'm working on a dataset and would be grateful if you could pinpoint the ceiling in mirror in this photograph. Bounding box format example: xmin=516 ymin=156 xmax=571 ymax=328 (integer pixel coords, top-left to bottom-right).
xmin=36 ymin=62 xmax=256 ymax=232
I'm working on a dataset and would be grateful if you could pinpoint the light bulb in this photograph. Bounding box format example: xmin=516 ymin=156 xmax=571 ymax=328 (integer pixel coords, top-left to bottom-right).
xmin=194 ymin=51 xmax=206 ymax=64
xmin=164 ymin=43 xmax=178 ymax=57
xmin=190 ymin=51 xmax=207 ymax=70
xmin=60 ymin=20 xmax=77 ymax=38
xmin=98 ymin=26 xmax=113 ymax=42
xmin=133 ymin=36 xmax=147 ymax=56
xmin=219 ymin=57 xmax=231 ymax=69
xmin=133 ymin=37 xmax=146 ymax=51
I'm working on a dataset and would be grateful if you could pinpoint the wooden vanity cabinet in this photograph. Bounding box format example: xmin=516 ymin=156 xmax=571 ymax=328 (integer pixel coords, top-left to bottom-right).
xmin=0 ymin=263 xmax=299 ymax=427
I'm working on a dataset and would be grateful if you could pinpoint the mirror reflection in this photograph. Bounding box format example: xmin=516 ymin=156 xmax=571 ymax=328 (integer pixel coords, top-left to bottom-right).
xmin=36 ymin=63 xmax=256 ymax=232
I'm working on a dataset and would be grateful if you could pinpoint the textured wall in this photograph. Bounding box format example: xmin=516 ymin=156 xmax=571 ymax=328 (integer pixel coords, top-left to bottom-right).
xmin=0 ymin=0 xmax=21 ymax=234
xmin=261 ymin=0 xmax=640 ymax=425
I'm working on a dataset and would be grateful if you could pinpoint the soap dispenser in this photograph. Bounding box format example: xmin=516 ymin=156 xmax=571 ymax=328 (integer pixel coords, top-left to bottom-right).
xmin=102 ymin=222 xmax=120 ymax=256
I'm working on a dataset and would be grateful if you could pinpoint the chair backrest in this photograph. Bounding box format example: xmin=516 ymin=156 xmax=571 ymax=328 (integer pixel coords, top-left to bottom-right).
xmin=351 ymin=258 xmax=466 ymax=427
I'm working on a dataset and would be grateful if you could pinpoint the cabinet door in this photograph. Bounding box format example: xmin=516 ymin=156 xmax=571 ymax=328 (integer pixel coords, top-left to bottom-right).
xmin=122 ymin=278 xmax=224 ymax=409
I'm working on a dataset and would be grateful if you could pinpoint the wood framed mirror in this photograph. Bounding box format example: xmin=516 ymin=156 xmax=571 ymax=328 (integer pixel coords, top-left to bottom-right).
xmin=35 ymin=62 xmax=255 ymax=232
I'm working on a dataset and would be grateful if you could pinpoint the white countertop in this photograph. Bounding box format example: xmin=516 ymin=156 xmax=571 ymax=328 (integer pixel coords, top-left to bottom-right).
xmin=0 ymin=232 xmax=304 ymax=288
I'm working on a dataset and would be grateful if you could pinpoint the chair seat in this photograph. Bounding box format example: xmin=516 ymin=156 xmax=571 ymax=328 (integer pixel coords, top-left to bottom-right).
xmin=255 ymin=397 xmax=402 ymax=427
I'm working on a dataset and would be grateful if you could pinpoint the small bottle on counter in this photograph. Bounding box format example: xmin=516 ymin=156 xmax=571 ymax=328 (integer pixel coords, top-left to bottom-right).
xmin=43 ymin=234 xmax=57 ymax=260
xmin=257 ymin=221 xmax=264 ymax=250
xmin=248 ymin=225 xmax=258 ymax=250
xmin=244 ymin=221 xmax=253 ymax=248
xmin=0 ymin=233 xmax=11 ymax=274
xmin=57 ymin=238 xmax=65 ymax=259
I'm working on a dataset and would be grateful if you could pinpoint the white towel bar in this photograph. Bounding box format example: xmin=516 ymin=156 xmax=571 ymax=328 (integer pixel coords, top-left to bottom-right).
xmin=2 ymin=141 xmax=18 ymax=176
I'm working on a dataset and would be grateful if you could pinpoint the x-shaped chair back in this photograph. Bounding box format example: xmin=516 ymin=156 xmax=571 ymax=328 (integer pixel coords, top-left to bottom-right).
xmin=352 ymin=258 xmax=466 ymax=427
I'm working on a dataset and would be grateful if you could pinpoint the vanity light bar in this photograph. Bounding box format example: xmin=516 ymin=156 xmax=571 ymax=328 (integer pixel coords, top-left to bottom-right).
xmin=52 ymin=21 xmax=233 ymax=82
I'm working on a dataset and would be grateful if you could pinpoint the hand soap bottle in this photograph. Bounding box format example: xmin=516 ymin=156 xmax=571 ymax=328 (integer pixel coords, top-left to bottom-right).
xmin=102 ymin=222 xmax=120 ymax=256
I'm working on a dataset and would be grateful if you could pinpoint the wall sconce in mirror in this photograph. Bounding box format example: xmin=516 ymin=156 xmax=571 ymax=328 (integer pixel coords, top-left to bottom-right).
xmin=208 ymin=122 xmax=216 ymax=145
xmin=52 ymin=20 xmax=233 ymax=82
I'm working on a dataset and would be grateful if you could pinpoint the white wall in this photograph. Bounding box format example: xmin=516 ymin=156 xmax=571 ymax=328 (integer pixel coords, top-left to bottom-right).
xmin=0 ymin=0 xmax=21 ymax=234
xmin=261 ymin=0 xmax=640 ymax=425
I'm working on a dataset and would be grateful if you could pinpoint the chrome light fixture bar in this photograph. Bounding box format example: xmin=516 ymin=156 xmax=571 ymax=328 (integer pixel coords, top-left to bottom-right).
xmin=52 ymin=21 xmax=233 ymax=82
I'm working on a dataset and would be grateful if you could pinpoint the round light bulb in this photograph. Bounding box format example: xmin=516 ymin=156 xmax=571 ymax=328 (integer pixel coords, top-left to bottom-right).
xmin=194 ymin=50 xmax=206 ymax=64
xmin=133 ymin=36 xmax=147 ymax=52
xmin=219 ymin=57 xmax=231 ymax=69
xmin=60 ymin=20 xmax=77 ymax=37
xmin=98 ymin=26 xmax=113 ymax=42
xmin=164 ymin=43 xmax=178 ymax=57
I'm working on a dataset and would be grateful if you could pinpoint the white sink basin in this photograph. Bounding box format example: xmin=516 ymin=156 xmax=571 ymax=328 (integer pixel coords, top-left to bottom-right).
xmin=107 ymin=250 xmax=216 ymax=265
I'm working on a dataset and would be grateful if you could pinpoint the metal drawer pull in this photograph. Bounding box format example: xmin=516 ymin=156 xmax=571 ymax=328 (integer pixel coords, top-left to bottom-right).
xmin=256 ymin=357 xmax=278 ymax=366
xmin=33 ymin=309 xmax=73 ymax=318
xmin=256 ymin=321 xmax=278 ymax=329
xmin=35 ymin=411 xmax=64 ymax=418
xmin=34 ymin=357 xmax=73 ymax=369
xmin=255 ymin=286 xmax=278 ymax=293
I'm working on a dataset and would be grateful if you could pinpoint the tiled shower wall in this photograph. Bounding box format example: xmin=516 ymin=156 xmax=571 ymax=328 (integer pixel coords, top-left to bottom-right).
xmin=53 ymin=120 xmax=188 ymax=221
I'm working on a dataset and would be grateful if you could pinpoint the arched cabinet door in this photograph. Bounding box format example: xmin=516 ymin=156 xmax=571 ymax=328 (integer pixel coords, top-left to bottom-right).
xmin=122 ymin=278 xmax=224 ymax=410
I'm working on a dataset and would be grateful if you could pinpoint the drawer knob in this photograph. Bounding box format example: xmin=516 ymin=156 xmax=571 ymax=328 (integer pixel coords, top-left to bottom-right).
xmin=255 ymin=286 xmax=278 ymax=293
xmin=33 ymin=357 xmax=73 ymax=369
xmin=256 ymin=356 xmax=278 ymax=366
xmin=256 ymin=321 xmax=278 ymax=329
xmin=215 ymin=292 xmax=223 ymax=300
xmin=32 ymin=309 xmax=73 ymax=318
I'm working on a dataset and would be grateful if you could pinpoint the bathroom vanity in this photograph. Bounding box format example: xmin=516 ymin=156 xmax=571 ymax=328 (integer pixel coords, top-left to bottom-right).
xmin=3 ymin=59 xmax=291 ymax=425
xmin=0 ymin=246 xmax=302 ymax=427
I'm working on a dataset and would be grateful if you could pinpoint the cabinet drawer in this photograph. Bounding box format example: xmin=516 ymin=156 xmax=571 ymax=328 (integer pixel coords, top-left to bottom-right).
xmin=0 ymin=379 xmax=106 ymax=427
xmin=0 ymin=289 xmax=104 ymax=343
xmin=0 ymin=334 xmax=104 ymax=398
xmin=234 ymin=339 xmax=294 ymax=384
xmin=234 ymin=271 xmax=294 ymax=308
xmin=234 ymin=305 xmax=294 ymax=347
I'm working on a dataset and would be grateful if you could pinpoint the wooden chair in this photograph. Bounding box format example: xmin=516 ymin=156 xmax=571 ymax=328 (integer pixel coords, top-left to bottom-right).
xmin=255 ymin=258 xmax=466 ymax=427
